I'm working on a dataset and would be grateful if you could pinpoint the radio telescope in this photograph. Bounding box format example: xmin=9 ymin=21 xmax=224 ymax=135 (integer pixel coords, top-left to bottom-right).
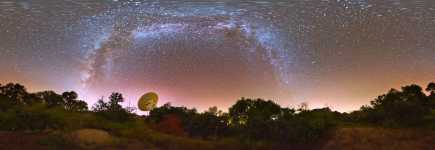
xmin=138 ymin=92 xmax=159 ymax=111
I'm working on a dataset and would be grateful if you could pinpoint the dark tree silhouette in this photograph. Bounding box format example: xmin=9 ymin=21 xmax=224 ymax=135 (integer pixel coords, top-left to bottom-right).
xmin=426 ymin=82 xmax=435 ymax=95
xmin=229 ymin=98 xmax=281 ymax=127
xmin=0 ymin=83 xmax=30 ymax=105
xmin=427 ymin=82 xmax=435 ymax=109
xmin=35 ymin=91 xmax=64 ymax=108
xmin=108 ymin=92 xmax=124 ymax=111
xmin=92 ymin=97 xmax=108 ymax=112
xmin=92 ymin=92 xmax=132 ymax=122
xmin=229 ymin=98 xmax=288 ymax=140
xmin=92 ymin=92 xmax=125 ymax=112
xmin=62 ymin=91 xmax=88 ymax=111
xmin=358 ymin=84 xmax=434 ymax=127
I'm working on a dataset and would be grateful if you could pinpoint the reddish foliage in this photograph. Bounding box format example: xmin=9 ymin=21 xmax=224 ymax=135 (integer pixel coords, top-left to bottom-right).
xmin=155 ymin=114 xmax=186 ymax=136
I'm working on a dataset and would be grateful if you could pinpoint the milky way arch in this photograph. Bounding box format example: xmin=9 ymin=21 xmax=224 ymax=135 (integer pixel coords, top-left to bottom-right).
xmin=77 ymin=1 xmax=295 ymax=89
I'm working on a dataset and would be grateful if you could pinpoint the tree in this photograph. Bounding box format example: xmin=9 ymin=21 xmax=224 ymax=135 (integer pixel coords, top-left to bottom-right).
xmin=362 ymin=84 xmax=432 ymax=127
xmin=188 ymin=107 xmax=228 ymax=138
xmin=229 ymin=98 xmax=282 ymax=140
xmin=298 ymin=102 xmax=309 ymax=112
xmin=62 ymin=91 xmax=78 ymax=102
xmin=228 ymin=98 xmax=252 ymax=126
xmin=207 ymin=106 xmax=220 ymax=116
xmin=427 ymin=82 xmax=435 ymax=109
xmin=92 ymin=92 xmax=131 ymax=122
xmin=426 ymin=82 xmax=435 ymax=95
xmin=229 ymin=98 xmax=281 ymax=126
xmin=92 ymin=97 xmax=108 ymax=112
xmin=35 ymin=91 xmax=64 ymax=108
xmin=108 ymin=92 xmax=124 ymax=111
xmin=71 ymin=100 xmax=88 ymax=112
xmin=0 ymin=83 xmax=30 ymax=105
xmin=92 ymin=92 xmax=125 ymax=112
xmin=401 ymin=84 xmax=426 ymax=102
xmin=62 ymin=91 xmax=88 ymax=111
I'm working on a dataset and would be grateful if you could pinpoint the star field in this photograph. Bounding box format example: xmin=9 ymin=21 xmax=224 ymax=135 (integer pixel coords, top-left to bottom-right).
xmin=0 ymin=0 xmax=434 ymax=111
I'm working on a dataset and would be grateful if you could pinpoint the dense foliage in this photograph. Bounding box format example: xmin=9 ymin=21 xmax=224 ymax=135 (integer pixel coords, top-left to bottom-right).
xmin=146 ymin=98 xmax=339 ymax=143
xmin=0 ymin=82 xmax=434 ymax=145
xmin=349 ymin=83 xmax=435 ymax=128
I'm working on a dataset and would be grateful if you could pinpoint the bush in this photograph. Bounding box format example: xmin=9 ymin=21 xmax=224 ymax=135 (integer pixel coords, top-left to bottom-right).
xmin=351 ymin=84 xmax=435 ymax=128
xmin=0 ymin=105 xmax=65 ymax=131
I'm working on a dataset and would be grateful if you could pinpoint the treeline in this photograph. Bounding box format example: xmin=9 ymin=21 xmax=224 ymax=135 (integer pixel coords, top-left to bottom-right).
xmin=348 ymin=83 xmax=435 ymax=127
xmin=0 ymin=82 xmax=434 ymax=144
xmin=148 ymin=99 xmax=338 ymax=143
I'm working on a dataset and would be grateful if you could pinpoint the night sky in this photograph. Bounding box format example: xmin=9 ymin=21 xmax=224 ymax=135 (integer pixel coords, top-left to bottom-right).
xmin=0 ymin=0 xmax=434 ymax=112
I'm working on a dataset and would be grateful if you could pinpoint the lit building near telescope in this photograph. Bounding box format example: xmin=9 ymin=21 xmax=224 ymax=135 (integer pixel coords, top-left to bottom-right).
xmin=0 ymin=0 xmax=434 ymax=112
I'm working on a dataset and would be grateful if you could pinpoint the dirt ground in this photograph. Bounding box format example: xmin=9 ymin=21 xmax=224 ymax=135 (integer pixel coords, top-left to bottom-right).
xmin=321 ymin=127 xmax=435 ymax=150
xmin=0 ymin=132 xmax=51 ymax=150
xmin=0 ymin=128 xmax=434 ymax=150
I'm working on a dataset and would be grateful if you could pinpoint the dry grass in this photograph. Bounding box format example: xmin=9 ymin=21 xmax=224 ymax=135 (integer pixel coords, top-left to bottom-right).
xmin=322 ymin=127 xmax=435 ymax=150
xmin=70 ymin=128 xmax=115 ymax=149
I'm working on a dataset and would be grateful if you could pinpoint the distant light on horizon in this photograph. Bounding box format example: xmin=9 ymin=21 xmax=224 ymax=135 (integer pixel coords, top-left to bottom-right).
xmin=0 ymin=0 xmax=434 ymax=112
